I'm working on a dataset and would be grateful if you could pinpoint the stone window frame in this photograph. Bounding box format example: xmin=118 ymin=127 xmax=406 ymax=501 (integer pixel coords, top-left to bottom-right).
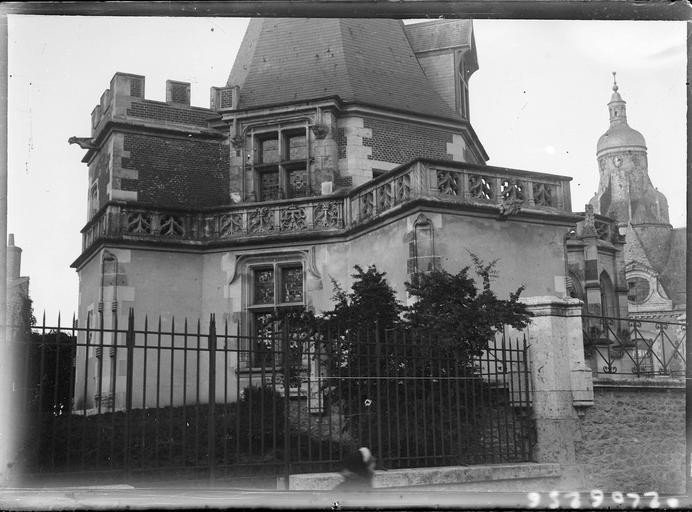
xmin=250 ymin=124 xmax=312 ymax=201
xmin=406 ymin=214 xmax=438 ymax=276
xmin=88 ymin=181 xmax=99 ymax=218
xmin=242 ymin=255 xmax=306 ymax=369
xmin=599 ymin=270 xmax=617 ymax=318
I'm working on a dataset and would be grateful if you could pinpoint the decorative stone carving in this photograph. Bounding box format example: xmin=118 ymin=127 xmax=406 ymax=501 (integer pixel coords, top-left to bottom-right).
xmin=219 ymin=213 xmax=244 ymax=238
xmin=313 ymin=202 xmax=341 ymax=228
xmin=376 ymin=184 xmax=393 ymax=212
xmin=501 ymin=178 xmax=525 ymax=203
xmin=159 ymin=215 xmax=184 ymax=237
xmin=469 ymin=175 xmax=492 ymax=200
xmin=230 ymin=135 xmax=244 ymax=150
xmin=594 ymin=219 xmax=612 ymax=242
xmin=360 ymin=192 xmax=374 ymax=219
xmin=248 ymin=208 xmax=275 ymax=233
xmin=498 ymin=201 xmax=522 ymax=220
xmin=582 ymin=204 xmax=597 ymax=237
xmin=310 ymin=124 xmax=329 ymax=139
xmin=126 ymin=213 xmax=152 ymax=234
xmin=437 ymin=170 xmax=459 ymax=196
xmin=394 ymin=174 xmax=411 ymax=202
xmin=68 ymin=136 xmax=97 ymax=150
xmin=533 ymin=182 xmax=553 ymax=207
xmin=280 ymin=206 xmax=307 ymax=231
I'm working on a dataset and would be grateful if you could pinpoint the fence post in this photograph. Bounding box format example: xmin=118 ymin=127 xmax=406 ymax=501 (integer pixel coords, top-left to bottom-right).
xmin=208 ymin=314 xmax=217 ymax=483
xmin=374 ymin=321 xmax=383 ymax=464
xmin=282 ymin=320 xmax=291 ymax=489
xmin=124 ymin=308 xmax=135 ymax=477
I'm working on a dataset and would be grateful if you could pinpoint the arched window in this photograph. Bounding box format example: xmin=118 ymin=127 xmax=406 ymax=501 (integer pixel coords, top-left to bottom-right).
xmin=407 ymin=214 xmax=437 ymax=275
xmin=599 ymin=271 xmax=616 ymax=319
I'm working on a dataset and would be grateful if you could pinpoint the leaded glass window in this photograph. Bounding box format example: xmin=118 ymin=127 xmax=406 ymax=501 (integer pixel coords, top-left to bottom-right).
xmin=282 ymin=266 xmax=303 ymax=303
xmin=259 ymin=170 xmax=280 ymax=201
xmin=251 ymin=126 xmax=313 ymax=202
xmin=407 ymin=215 xmax=437 ymax=275
xmin=247 ymin=262 xmax=305 ymax=367
xmin=253 ymin=268 xmax=275 ymax=305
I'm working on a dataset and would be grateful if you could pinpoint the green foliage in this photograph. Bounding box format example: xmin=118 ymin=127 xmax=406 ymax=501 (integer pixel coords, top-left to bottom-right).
xmin=316 ymin=258 xmax=533 ymax=465
xmin=405 ymin=256 xmax=532 ymax=358
xmin=323 ymin=265 xmax=403 ymax=331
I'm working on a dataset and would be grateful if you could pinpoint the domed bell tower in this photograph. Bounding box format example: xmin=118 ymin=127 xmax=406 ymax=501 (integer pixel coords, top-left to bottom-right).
xmin=590 ymin=73 xmax=669 ymax=227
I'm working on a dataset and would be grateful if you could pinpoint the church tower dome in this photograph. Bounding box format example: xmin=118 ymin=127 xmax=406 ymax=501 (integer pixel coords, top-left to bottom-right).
xmin=596 ymin=74 xmax=646 ymax=156
xmin=590 ymin=73 xmax=668 ymax=226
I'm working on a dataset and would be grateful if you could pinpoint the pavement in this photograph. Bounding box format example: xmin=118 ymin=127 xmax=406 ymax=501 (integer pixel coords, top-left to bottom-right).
xmin=0 ymin=487 xmax=688 ymax=510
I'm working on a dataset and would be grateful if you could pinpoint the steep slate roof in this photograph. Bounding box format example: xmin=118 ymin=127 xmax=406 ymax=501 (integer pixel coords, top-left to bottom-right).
xmin=659 ymin=227 xmax=687 ymax=307
xmin=227 ymin=18 xmax=461 ymax=121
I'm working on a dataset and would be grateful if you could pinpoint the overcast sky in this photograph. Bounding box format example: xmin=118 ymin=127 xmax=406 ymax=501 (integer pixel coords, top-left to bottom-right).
xmin=7 ymin=16 xmax=687 ymax=318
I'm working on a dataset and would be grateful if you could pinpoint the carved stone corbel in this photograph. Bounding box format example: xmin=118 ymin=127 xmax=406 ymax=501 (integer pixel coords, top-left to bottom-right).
xmin=497 ymin=200 xmax=522 ymax=221
xmin=310 ymin=124 xmax=329 ymax=140
xmin=230 ymin=135 xmax=244 ymax=150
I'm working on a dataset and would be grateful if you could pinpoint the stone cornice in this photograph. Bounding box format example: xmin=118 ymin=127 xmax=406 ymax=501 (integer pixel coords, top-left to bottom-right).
xmin=521 ymin=296 xmax=583 ymax=317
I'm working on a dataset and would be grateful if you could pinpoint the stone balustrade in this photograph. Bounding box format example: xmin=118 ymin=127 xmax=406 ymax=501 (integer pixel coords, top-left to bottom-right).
xmin=350 ymin=160 xmax=572 ymax=224
xmin=81 ymin=159 xmax=573 ymax=252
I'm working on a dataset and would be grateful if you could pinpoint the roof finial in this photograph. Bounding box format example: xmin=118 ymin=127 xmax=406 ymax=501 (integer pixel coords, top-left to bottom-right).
xmin=612 ymin=71 xmax=618 ymax=92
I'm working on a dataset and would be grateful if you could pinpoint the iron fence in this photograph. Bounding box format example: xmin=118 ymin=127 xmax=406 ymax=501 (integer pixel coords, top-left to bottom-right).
xmin=582 ymin=314 xmax=686 ymax=378
xmin=16 ymin=310 xmax=534 ymax=485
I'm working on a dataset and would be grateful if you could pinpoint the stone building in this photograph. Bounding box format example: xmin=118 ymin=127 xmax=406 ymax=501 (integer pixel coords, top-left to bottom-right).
xmin=589 ymin=75 xmax=686 ymax=318
xmin=70 ymin=18 xmax=597 ymax=410
xmin=566 ymin=75 xmax=686 ymax=379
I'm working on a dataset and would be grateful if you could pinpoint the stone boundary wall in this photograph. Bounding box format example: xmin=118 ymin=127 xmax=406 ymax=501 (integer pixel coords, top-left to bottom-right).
xmin=574 ymin=379 xmax=684 ymax=494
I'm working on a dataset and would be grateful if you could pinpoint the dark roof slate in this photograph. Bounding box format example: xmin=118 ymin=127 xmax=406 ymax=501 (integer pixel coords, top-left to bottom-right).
xmin=226 ymin=18 xmax=461 ymax=121
xmin=659 ymin=227 xmax=687 ymax=307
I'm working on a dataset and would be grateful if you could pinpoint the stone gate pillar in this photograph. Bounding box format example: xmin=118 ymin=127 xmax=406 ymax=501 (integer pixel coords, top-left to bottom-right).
xmin=522 ymin=296 xmax=593 ymax=486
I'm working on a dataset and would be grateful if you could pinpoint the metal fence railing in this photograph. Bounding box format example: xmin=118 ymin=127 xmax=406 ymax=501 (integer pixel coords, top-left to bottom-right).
xmin=15 ymin=310 xmax=534 ymax=485
xmin=582 ymin=314 xmax=686 ymax=378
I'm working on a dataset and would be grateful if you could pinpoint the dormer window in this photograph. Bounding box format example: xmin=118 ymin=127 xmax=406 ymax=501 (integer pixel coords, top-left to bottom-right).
xmin=251 ymin=126 xmax=312 ymax=201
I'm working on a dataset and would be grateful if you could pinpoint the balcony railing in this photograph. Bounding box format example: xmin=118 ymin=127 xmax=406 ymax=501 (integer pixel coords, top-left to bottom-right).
xmin=350 ymin=160 xmax=571 ymax=224
xmin=81 ymin=160 xmax=573 ymax=253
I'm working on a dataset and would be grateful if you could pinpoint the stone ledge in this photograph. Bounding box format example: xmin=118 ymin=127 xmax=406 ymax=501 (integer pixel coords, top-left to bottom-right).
xmin=594 ymin=377 xmax=685 ymax=390
xmin=521 ymin=296 xmax=583 ymax=317
xmin=288 ymin=463 xmax=562 ymax=490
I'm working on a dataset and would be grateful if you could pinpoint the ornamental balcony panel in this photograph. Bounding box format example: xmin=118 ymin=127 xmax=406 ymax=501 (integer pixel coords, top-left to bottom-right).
xmin=79 ymin=160 xmax=573 ymax=255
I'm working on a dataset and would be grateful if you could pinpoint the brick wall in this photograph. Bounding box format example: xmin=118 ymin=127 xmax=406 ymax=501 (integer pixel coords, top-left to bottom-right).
xmin=89 ymin=147 xmax=111 ymax=211
xmin=121 ymin=133 xmax=229 ymax=208
xmin=363 ymin=117 xmax=454 ymax=164
xmin=126 ymin=100 xmax=211 ymax=127
xmin=574 ymin=382 xmax=684 ymax=494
